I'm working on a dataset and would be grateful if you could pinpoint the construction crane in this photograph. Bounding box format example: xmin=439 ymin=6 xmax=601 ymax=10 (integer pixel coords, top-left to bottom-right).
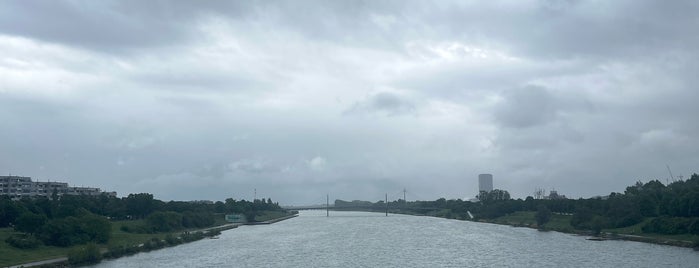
xmin=666 ymin=164 xmax=675 ymax=183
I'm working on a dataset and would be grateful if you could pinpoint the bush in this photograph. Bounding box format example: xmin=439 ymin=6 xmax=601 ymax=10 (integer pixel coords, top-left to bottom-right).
xmin=181 ymin=231 xmax=205 ymax=242
xmin=146 ymin=211 xmax=183 ymax=232
xmin=642 ymin=217 xmax=692 ymax=234
xmin=105 ymin=244 xmax=125 ymax=258
xmin=535 ymin=205 xmax=552 ymax=227
xmin=5 ymin=234 xmax=42 ymax=249
xmin=68 ymin=243 xmax=102 ymax=265
xmin=38 ymin=213 xmax=112 ymax=247
xmin=689 ymin=218 xmax=699 ymax=235
xmin=14 ymin=212 xmax=47 ymax=235
xmin=124 ymin=244 xmax=140 ymax=255
xmin=164 ymin=234 xmax=181 ymax=245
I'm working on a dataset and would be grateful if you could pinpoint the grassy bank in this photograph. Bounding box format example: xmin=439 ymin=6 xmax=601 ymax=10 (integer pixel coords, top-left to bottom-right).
xmin=488 ymin=211 xmax=575 ymax=233
xmin=484 ymin=211 xmax=698 ymax=248
xmin=0 ymin=220 xmax=176 ymax=267
xmin=0 ymin=227 xmax=74 ymax=267
xmin=1 ymin=211 xmax=297 ymax=267
xmin=382 ymin=209 xmax=698 ymax=249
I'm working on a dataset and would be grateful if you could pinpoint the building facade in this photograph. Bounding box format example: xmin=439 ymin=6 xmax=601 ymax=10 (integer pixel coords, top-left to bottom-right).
xmin=0 ymin=175 xmax=116 ymax=199
xmin=478 ymin=174 xmax=493 ymax=193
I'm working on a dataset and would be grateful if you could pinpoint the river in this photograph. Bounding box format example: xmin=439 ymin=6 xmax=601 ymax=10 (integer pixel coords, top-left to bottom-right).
xmin=94 ymin=210 xmax=699 ymax=267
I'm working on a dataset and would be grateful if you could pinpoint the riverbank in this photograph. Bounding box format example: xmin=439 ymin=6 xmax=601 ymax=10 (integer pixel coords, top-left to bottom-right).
xmin=5 ymin=224 xmax=233 ymax=268
xmin=379 ymin=209 xmax=698 ymax=250
xmin=3 ymin=212 xmax=298 ymax=268
xmin=474 ymin=211 xmax=698 ymax=249
xmin=245 ymin=214 xmax=298 ymax=225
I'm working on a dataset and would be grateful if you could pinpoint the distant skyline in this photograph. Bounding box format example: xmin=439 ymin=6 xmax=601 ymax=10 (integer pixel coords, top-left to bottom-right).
xmin=1 ymin=1 xmax=698 ymax=205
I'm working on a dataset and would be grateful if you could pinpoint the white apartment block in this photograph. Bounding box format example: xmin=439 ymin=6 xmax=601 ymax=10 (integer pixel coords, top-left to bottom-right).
xmin=0 ymin=175 xmax=116 ymax=199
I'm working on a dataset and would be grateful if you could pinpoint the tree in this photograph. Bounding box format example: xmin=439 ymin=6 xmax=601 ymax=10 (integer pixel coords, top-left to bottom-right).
xmin=146 ymin=211 xmax=183 ymax=232
xmin=68 ymin=243 xmax=102 ymax=265
xmin=80 ymin=214 xmax=112 ymax=243
xmin=0 ymin=198 xmax=24 ymax=227
xmin=535 ymin=205 xmax=551 ymax=227
xmin=14 ymin=212 xmax=47 ymax=235
xmin=477 ymin=189 xmax=511 ymax=203
xmin=125 ymin=193 xmax=156 ymax=219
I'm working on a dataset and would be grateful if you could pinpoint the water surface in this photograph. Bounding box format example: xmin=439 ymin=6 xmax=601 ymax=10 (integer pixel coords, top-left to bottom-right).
xmin=95 ymin=210 xmax=699 ymax=267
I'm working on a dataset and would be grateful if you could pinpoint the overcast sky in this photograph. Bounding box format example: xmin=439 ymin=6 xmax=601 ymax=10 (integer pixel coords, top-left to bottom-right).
xmin=1 ymin=0 xmax=698 ymax=205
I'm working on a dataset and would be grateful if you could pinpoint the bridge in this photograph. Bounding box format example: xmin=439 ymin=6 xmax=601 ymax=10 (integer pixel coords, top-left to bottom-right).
xmin=281 ymin=205 xmax=334 ymax=210
xmin=280 ymin=189 xmax=474 ymax=219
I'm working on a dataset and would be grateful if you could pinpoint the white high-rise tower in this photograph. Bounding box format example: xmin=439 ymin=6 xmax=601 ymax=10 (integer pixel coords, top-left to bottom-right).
xmin=478 ymin=174 xmax=493 ymax=193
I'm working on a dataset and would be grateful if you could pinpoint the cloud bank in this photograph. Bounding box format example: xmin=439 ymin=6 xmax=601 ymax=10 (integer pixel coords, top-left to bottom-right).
xmin=1 ymin=0 xmax=698 ymax=204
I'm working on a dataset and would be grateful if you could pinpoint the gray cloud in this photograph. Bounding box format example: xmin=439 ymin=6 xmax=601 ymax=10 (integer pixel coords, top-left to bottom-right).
xmin=494 ymin=86 xmax=558 ymax=128
xmin=345 ymin=91 xmax=417 ymax=116
xmin=1 ymin=0 xmax=698 ymax=204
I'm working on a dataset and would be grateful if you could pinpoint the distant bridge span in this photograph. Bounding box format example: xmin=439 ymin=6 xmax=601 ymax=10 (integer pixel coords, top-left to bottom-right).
xmin=282 ymin=205 xmax=333 ymax=210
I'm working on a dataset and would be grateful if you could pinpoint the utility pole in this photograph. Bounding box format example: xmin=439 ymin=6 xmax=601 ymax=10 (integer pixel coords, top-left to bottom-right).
xmin=254 ymin=188 xmax=257 ymax=201
xmin=385 ymin=193 xmax=388 ymax=216
xmin=326 ymin=194 xmax=329 ymax=217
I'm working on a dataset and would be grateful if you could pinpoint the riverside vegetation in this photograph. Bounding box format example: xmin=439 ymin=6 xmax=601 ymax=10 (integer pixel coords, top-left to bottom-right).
xmin=0 ymin=193 xmax=291 ymax=266
xmin=335 ymin=173 xmax=699 ymax=248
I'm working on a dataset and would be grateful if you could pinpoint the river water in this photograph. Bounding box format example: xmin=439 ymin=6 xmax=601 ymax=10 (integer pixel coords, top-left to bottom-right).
xmin=94 ymin=210 xmax=698 ymax=267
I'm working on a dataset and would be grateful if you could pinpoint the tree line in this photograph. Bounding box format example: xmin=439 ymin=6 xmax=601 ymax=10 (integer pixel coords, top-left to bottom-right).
xmin=0 ymin=193 xmax=283 ymax=248
xmin=340 ymin=173 xmax=699 ymax=236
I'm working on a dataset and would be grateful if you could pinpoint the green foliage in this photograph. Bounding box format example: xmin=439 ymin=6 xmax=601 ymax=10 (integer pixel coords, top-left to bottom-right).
xmin=14 ymin=212 xmax=47 ymax=234
xmin=146 ymin=211 xmax=183 ymax=232
xmin=164 ymin=233 xmax=181 ymax=245
xmin=590 ymin=216 xmax=609 ymax=235
xmin=142 ymin=237 xmax=166 ymax=251
xmin=67 ymin=243 xmax=102 ymax=265
xmin=180 ymin=231 xmax=206 ymax=242
xmin=5 ymin=234 xmax=42 ymax=249
xmin=0 ymin=197 xmax=24 ymax=227
xmin=182 ymin=211 xmax=215 ymax=228
xmin=477 ymin=189 xmax=511 ymax=203
xmin=641 ymin=217 xmax=697 ymax=235
xmin=38 ymin=213 xmax=112 ymax=247
xmin=535 ymin=205 xmax=551 ymax=227
xmin=125 ymin=193 xmax=157 ymax=219
xmin=119 ymin=223 xmax=151 ymax=234
xmin=104 ymin=244 xmax=126 ymax=258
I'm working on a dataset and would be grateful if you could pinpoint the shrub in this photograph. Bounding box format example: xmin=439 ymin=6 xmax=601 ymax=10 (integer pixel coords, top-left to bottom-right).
xmin=68 ymin=243 xmax=102 ymax=265
xmin=5 ymin=234 xmax=42 ymax=249
xmin=164 ymin=234 xmax=181 ymax=245
xmin=146 ymin=211 xmax=183 ymax=232
xmin=39 ymin=213 xmax=112 ymax=247
xmin=642 ymin=217 xmax=692 ymax=235
xmin=105 ymin=244 xmax=125 ymax=258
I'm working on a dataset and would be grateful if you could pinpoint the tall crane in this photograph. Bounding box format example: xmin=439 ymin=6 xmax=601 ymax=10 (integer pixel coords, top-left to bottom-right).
xmin=666 ymin=164 xmax=675 ymax=183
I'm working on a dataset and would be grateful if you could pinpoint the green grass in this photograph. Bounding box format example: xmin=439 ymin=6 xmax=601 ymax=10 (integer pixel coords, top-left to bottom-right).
xmin=603 ymin=218 xmax=650 ymax=235
xmin=493 ymin=211 xmax=537 ymax=226
xmin=108 ymin=220 xmax=169 ymax=247
xmin=491 ymin=213 xmax=698 ymax=245
xmin=1 ymin=212 xmax=296 ymax=266
xmin=604 ymin=218 xmax=699 ymax=242
xmin=0 ymin=227 xmax=77 ymax=267
xmin=0 ymin=215 xmax=231 ymax=267
xmin=491 ymin=212 xmax=574 ymax=232
xmin=1 ymin=221 xmax=169 ymax=267
xmin=543 ymin=214 xmax=574 ymax=232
